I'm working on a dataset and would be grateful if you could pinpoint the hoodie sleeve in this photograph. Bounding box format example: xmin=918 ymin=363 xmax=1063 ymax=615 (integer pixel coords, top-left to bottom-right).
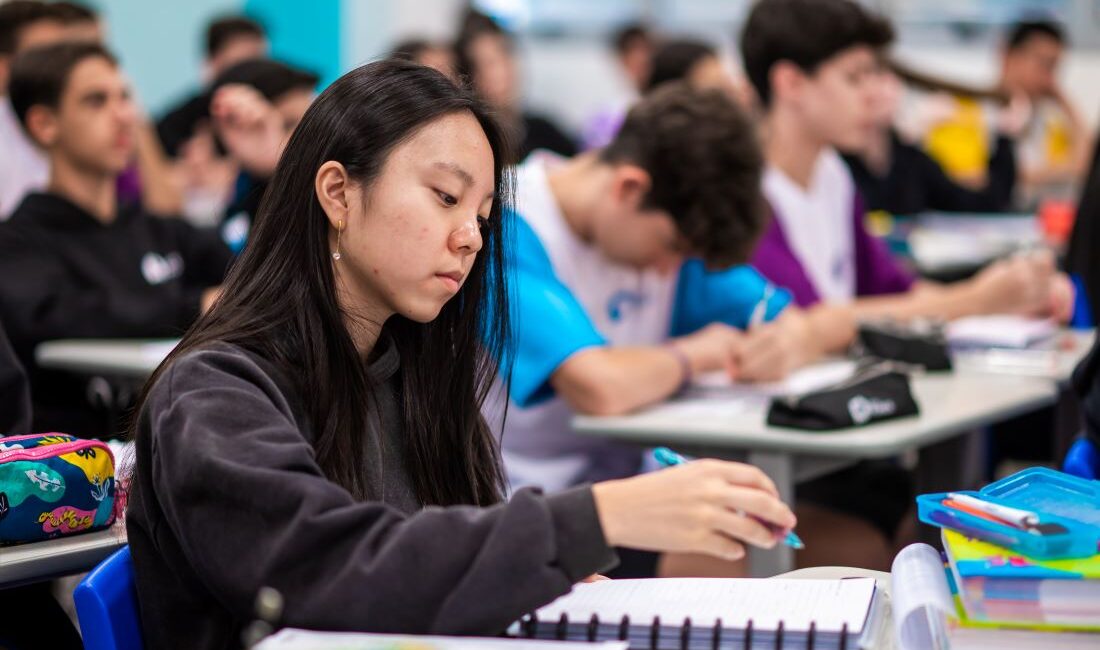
xmin=139 ymin=347 xmax=617 ymax=635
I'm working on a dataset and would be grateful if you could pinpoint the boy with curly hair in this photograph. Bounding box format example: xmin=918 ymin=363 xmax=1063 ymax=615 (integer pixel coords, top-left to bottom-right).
xmin=488 ymin=83 xmax=869 ymax=576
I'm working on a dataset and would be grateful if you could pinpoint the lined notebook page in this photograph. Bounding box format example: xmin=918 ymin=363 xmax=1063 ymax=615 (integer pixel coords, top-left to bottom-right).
xmin=533 ymin=578 xmax=876 ymax=634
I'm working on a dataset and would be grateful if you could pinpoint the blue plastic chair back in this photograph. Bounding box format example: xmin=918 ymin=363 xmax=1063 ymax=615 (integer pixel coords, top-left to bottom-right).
xmin=1070 ymin=273 xmax=1095 ymax=329
xmin=74 ymin=545 xmax=144 ymax=650
xmin=1063 ymin=437 xmax=1100 ymax=480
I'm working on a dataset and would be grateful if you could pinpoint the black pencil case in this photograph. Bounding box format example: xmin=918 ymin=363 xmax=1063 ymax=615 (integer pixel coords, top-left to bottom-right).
xmin=766 ymin=364 xmax=920 ymax=430
xmin=855 ymin=321 xmax=952 ymax=371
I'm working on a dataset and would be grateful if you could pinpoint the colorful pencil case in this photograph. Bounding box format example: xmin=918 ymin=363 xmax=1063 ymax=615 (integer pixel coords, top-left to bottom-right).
xmin=917 ymin=467 xmax=1100 ymax=560
xmin=0 ymin=433 xmax=116 ymax=546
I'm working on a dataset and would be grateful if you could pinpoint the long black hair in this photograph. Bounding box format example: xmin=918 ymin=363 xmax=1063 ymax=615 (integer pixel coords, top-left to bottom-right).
xmin=134 ymin=59 xmax=513 ymax=507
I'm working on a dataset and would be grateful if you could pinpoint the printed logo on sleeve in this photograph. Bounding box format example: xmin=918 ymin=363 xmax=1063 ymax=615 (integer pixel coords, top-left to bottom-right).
xmin=141 ymin=251 xmax=184 ymax=285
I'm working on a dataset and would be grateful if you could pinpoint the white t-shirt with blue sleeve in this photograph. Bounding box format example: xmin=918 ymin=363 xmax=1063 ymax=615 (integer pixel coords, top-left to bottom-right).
xmin=488 ymin=153 xmax=791 ymax=492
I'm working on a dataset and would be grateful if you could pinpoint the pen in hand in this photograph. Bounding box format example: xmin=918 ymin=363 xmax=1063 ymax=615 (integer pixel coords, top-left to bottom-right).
xmin=653 ymin=447 xmax=804 ymax=550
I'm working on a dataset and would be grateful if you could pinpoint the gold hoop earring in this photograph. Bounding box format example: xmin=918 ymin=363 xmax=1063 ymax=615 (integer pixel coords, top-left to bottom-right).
xmin=332 ymin=220 xmax=344 ymax=261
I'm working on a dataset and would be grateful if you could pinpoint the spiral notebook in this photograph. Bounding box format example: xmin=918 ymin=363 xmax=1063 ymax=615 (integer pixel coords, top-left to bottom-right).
xmin=517 ymin=577 xmax=882 ymax=649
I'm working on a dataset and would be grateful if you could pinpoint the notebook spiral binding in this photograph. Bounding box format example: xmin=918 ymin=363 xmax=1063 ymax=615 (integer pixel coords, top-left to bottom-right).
xmin=519 ymin=612 xmax=850 ymax=649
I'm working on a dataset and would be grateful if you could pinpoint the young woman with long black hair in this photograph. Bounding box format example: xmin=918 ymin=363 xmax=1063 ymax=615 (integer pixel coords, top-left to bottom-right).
xmin=126 ymin=60 xmax=796 ymax=648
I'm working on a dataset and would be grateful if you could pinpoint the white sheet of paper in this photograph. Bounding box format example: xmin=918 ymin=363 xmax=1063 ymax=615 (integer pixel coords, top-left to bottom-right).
xmin=692 ymin=359 xmax=857 ymax=397
xmin=256 ymin=630 xmax=627 ymax=650
xmin=890 ymin=543 xmax=955 ymax=650
xmin=533 ymin=577 xmax=876 ymax=634
xmin=946 ymin=316 xmax=1056 ymax=349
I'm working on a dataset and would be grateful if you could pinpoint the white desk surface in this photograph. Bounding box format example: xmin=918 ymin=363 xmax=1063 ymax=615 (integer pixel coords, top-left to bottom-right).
xmin=0 ymin=523 xmax=126 ymax=588
xmin=36 ymin=338 xmax=178 ymax=379
xmin=574 ymin=370 xmax=1057 ymax=459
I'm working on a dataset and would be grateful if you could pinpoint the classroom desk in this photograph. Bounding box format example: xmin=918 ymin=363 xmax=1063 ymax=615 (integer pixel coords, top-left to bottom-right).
xmin=35 ymin=338 xmax=178 ymax=379
xmin=0 ymin=523 xmax=126 ymax=589
xmin=573 ymin=371 xmax=1058 ymax=577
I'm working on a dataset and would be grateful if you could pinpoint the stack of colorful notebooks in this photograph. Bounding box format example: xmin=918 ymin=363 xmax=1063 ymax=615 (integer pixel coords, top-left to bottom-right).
xmin=943 ymin=529 xmax=1100 ymax=631
xmin=914 ymin=467 xmax=1100 ymax=643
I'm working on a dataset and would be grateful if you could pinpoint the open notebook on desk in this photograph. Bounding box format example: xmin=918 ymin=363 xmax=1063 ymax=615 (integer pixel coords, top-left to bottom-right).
xmin=518 ymin=577 xmax=883 ymax=649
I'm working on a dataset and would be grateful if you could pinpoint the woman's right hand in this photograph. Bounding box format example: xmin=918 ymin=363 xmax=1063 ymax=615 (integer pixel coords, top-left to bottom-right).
xmin=591 ymin=460 xmax=796 ymax=561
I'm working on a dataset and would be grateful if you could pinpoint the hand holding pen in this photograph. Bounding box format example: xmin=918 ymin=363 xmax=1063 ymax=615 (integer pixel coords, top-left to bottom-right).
xmin=654 ymin=447 xmax=805 ymax=550
xmin=591 ymin=450 xmax=798 ymax=562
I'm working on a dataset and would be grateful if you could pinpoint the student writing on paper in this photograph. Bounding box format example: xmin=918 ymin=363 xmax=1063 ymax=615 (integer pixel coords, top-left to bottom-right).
xmin=125 ymin=60 xmax=797 ymax=650
xmin=742 ymin=0 xmax=1074 ymax=323
xmin=0 ymin=43 xmax=232 ymax=438
xmin=484 ymin=81 xmax=916 ymax=575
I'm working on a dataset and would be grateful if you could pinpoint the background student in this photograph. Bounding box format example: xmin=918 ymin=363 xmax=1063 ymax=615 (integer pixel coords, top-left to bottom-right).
xmin=0 ymin=0 xmax=66 ymax=219
xmin=999 ymin=20 xmax=1090 ymax=199
xmin=126 ymin=60 xmax=797 ymax=650
xmin=488 ymin=82 xmax=893 ymax=574
xmin=841 ymin=64 xmax=1025 ymax=215
xmin=581 ymin=22 xmax=656 ymax=150
xmin=206 ymin=58 xmax=319 ymax=243
xmin=1 ymin=1 xmax=182 ymax=219
xmin=156 ymin=14 xmax=268 ymax=158
xmin=741 ymin=0 xmax=1074 ymax=323
xmin=0 ymin=42 xmax=232 ymax=438
xmin=390 ymin=38 xmax=458 ymax=81
xmin=646 ymin=40 xmax=732 ymax=99
xmin=454 ymin=10 xmax=577 ymax=162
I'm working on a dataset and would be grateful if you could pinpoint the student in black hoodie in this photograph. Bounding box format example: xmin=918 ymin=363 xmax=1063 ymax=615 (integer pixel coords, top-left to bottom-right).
xmin=126 ymin=60 xmax=797 ymax=648
xmin=841 ymin=66 xmax=1025 ymax=215
xmin=0 ymin=42 xmax=232 ymax=438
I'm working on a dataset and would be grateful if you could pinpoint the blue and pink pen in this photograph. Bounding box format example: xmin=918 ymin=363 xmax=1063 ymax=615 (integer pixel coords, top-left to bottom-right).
xmin=652 ymin=447 xmax=805 ymax=550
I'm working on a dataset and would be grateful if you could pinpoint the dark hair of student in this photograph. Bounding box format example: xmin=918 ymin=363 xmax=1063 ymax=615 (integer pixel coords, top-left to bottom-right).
xmin=209 ymin=57 xmax=319 ymax=103
xmin=1006 ymin=19 xmax=1066 ymax=50
xmin=0 ymin=0 xmax=61 ymax=56
xmin=133 ymin=60 xmax=513 ymax=507
xmin=8 ymin=40 xmax=116 ymax=129
xmin=453 ymin=9 xmax=510 ymax=85
xmin=600 ymin=81 xmax=764 ymax=268
xmin=612 ymin=23 xmax=652 ymax=55
xmin=645 ymin=39 xmax=716 ymax=92
xmin=205 ymin=15 xmax=265 ymax=58
xmin=740 ymin=0 xmax=894 ymax=107
xmin=51 ymin=1 xmax=96 ymax=24
xmin=390 ymin=38 xmax=434 ymax=62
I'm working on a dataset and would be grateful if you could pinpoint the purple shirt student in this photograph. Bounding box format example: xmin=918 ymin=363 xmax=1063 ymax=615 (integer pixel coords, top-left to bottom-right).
xmin=751 ymin=156 xmax=914 ymax=307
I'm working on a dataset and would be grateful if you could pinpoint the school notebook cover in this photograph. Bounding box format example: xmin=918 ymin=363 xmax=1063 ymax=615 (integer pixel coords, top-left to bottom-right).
xmin=943 ymin=529 xmax=1100 ymax=580
xmin=943 ymin=530 xmax=1100 ymax=630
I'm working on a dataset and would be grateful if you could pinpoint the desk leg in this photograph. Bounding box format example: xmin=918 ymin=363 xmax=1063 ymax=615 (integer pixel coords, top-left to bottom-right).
xmin=916 ymin=429 xmax=985 ymax=547
xmin=745 ymin=450 xmax=794 ymax=578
